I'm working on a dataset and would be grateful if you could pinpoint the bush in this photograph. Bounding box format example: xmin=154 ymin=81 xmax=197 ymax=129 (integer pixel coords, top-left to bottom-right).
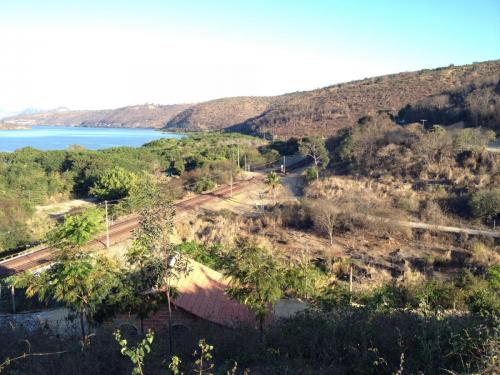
xmin=175 ymin=241 xmax=225 ymax=270
xmin=304 ymin=167 xmax=317 ymax=183
xmin=193 ymin=177 xmax=216 ymax=193
xmin=89 ymin=166 xmax=139 ymax=200
xmin=460 ymin=269 xmax=500 ymax=315
xmin=469 ymin=188 xmax=500 ymax=223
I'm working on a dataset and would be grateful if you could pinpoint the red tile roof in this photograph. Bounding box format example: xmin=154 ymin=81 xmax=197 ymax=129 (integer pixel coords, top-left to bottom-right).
xmin=171 ymin=259 xmax=257 ymax=328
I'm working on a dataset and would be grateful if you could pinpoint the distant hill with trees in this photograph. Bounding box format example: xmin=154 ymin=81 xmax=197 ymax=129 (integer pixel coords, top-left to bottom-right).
xmin=166 ymin=60 xmax=499 ymax=137
xmin=5 ymin=60 xmax=499 ymax=135
xmin=1 ymin=104 xmax=191 ymax=129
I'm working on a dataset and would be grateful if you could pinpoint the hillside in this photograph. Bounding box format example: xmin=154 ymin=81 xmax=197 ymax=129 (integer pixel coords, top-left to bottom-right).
xmin=2 ymin=103 xmax=191 ymax=129
xmin=398 ymin=74 xmax=500 ymax=132
xmin=165 ymin=96 xmax=280 ymax=131
xmin=165 ymin=60 xmax=500 ymax=137
xmin=5 ymin=61 xmax=499 ymax=135
xmin=0 ymin=123 xmax=30 ymax=130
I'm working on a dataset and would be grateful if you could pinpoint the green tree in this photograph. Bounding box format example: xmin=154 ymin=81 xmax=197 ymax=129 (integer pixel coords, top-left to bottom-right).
xmin=222 ymin=239 xmax=283 ymax=333
xmin=122 ymin=197 xmax=190 ymax=348
xmin=469 ymin=189 xmax=500 ymax=223
xmin=9 ymin=209 xmax=118 ymax=341
xmin=48 ymin=208 xmax=104 ymax=251
xmin=90 ymin=166 xmax=139 ymax=200
xmin=453 ymin=128 xmax=496 ymax=153
xmin=10 ymin=253 xmax=120 ymax=342
xmin=299 ymin=137 xmax=330 ymax=179
xmin=168 ymin=158 xmax=185 ymax=176
xmin=264 ymin=171 xmax=280 ymax=203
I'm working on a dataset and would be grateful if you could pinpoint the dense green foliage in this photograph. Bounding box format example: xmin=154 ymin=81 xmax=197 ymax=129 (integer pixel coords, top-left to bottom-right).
xmin=222 ymin=239 xmax=284 ymax=332
xmin=0 ymin=133 xmax=275 ymax=251
xmin=48 ymin=208 xmax=104 ymax=249
xmin=90 ymin=167 xmax=140 ymax=201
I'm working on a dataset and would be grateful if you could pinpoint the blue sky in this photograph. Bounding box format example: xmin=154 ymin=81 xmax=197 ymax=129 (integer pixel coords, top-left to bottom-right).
xmin=0 ymin=0 xmax=499 ymax=110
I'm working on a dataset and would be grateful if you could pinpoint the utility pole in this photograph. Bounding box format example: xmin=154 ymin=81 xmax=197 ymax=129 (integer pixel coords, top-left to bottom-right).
xmin=283 ymin=155 xmax=286 ymax=174
xmin=420 ymin=119 xmax=427 ymax=127
xmin=237 ymin=141 xmax=240 ymax=169
xmin=105 ymin=200 xmax=110 ymax=249
xmin=349 ymin=265 xmax=353 ymax=294
xmin=230 ymin=169 xmax=233 ymax=197
xmin=11 ymin=285 xmax=16 ymax=314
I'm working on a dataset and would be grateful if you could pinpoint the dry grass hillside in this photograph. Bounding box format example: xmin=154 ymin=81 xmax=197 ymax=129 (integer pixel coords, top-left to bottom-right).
xmin=167 ymin=60 xmax=500 ymax=137
xmin=5 ymin=60 xmax=498 ymax=134
xmin=2 ymin=103 xmax=191 ymax=129
xmin=164 ymin=96 xmax=281 ymax=131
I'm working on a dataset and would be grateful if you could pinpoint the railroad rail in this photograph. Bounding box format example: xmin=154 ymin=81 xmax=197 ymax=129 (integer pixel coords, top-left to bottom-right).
xmin=0 ymin=157 xmax=308 ymax=278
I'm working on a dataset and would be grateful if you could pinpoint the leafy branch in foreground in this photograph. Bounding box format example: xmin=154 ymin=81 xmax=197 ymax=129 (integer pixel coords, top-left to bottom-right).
xmin=222 ymin=239 xmax=283 ymax=334
xmin=114 ymin=329 xmax=154 ymax=375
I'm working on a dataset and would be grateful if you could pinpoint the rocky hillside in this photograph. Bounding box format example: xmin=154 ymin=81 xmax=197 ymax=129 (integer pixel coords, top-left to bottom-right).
xmin=2 ymin=104 xmax=191 ymax=129
xmin=166 ymin=60 xmax=500 ymax=137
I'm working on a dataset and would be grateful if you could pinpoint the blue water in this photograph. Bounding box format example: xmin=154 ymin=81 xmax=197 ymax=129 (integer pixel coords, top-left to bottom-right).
xmin=0 ymin=126 xmax=184 ymax=152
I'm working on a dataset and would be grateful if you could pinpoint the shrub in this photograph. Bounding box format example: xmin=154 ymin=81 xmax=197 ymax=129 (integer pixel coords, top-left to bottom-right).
xmin=89 ymin=166 xmax=139 ymax=200
xmin=175 ymin=241 xmax=225 ymax=270
xmin=469 ymin=188 xmax=500 ymax=223
xmin=460 ymin=270 xmax=500 ymax=315
xmin=193 ymin=177 xmax=216 ymax=193
xmin=453 ymin=128 xmax=496 ymax=153
xmin=304 ymin=167 xmax=317 ymax=183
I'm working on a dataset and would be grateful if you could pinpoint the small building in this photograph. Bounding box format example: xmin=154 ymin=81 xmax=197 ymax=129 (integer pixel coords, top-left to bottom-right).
xmin=114 ymin=259 xmax=308 ymax=333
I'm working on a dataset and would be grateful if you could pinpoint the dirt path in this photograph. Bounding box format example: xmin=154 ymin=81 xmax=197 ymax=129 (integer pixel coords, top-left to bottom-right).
xmin=280 ymin=170 xmax=305 ymax=199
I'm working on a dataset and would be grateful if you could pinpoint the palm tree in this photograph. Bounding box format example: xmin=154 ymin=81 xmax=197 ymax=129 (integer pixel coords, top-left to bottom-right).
xmin=265 ymin=171 xmax=280 ymax=203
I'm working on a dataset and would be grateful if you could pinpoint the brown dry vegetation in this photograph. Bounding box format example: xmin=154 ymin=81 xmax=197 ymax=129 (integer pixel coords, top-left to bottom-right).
xmin=7 ymin=60 xmax=499 ymax=136
xmin=174 ymin=191 xmax=498 ymax=291
xmin=165 ymin=96 xmax=281 ymax=131
xmin=167 ymin=60 xmax=500 ymax=137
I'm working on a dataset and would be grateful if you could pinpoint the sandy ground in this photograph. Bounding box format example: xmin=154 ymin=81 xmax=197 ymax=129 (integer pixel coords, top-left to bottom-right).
xmin=35 ymin=198 xmax=95 ymax=217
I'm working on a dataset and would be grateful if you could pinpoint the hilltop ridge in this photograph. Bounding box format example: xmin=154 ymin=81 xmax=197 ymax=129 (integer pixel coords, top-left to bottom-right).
xmin=4 ymin=60 xmax=499 ymax=135
xmin=1 ymin=103 xmax=191 ymax=129
xmin=165 ymin=60 xmax=500 ymax=136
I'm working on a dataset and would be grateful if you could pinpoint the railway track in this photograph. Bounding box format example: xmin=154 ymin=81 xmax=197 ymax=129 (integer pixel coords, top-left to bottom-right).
xmin=0 ymin=169 xmax=277 ymax=278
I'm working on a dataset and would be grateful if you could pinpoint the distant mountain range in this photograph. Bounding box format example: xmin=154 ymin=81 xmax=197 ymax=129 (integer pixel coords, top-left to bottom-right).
xmin=3 ymin=60 xmax=499 ymax=136
xmin=1 ymin=104 xmax=191 ymax=129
